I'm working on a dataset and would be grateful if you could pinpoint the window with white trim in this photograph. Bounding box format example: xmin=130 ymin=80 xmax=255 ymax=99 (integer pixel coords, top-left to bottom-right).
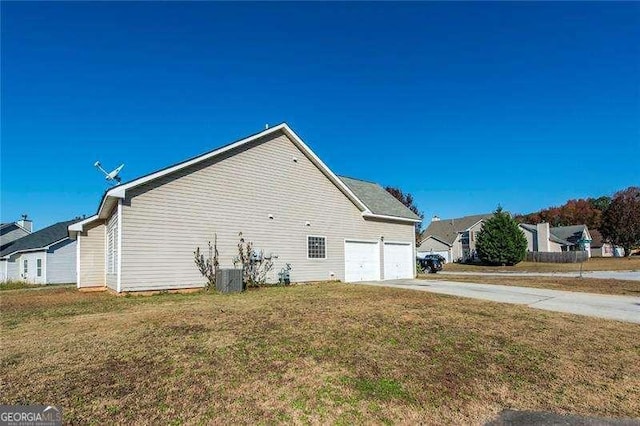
xmin=37 ymin=259 xmax=42 ymax=277
xmin=307 ymin=236 xmax=326 ymax=259
xmin=23 ymin=259 xmax=28 ymax=275
xmin=106 ymin=211 xmax=119 ymax=274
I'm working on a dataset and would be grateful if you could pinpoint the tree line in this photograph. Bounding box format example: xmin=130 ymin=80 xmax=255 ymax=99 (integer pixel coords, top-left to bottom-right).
xmin=516 ymin=186 xmax=640 ymax=257
xmin=385 ymin=185 xmax=640 ymax=262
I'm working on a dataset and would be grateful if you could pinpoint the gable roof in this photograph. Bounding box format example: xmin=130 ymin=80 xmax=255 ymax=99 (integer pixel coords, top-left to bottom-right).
xmin=550 ymin=225 xmax=589 ymax=245
xmin=419 ymin=234 xmax=453 ymax=247
xmin=1 ymin=219 xmax=80 ymax=258
xmin=519 ymin=223 xmax=573 ymax=245
xmin=419 ymin=213 xmax=493 ymax=245
xmin=1 ymin=221 xmax=30 ymax=233
xmin=71 ymin=123 xmax=420 ymax=235
xmin=338 ymin=177 xmax=420 ymax=221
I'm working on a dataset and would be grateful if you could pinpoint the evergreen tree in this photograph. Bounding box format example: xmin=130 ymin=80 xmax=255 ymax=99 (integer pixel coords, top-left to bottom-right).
xmin=476 ymin=207 xmax=527 ymax=265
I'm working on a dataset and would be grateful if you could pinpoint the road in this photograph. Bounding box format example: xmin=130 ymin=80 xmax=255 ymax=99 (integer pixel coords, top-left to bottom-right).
xmin=357 ymin=279 xmax=640 ymax=324
xmin=439 ymin=270 xmax=640 ymax=281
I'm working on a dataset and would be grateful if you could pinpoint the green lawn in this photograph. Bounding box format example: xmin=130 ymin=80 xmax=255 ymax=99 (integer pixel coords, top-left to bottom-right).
xmin=1 ymin=283 xmax=638 ymax=424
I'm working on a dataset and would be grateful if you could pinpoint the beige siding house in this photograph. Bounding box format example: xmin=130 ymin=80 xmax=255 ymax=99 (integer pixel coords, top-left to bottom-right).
xmin=1 ymin=219 xmax=79 ymax=284
xmin=417 ymin=214 xmax=492 ymax=263
xmin=69 ymin=124 xmax=420 ymax=293
xmin=519 ymin=223 xmax=591 ymax=256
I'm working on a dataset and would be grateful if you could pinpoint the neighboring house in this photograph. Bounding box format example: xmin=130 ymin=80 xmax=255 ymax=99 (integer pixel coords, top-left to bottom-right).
xmin=1 ymin=219 xmax=80 ymax=284
xmin=589 ymin=229 xmax=624 ymax=257
xmin=0 ymin=215 xmax=32 ymax=252
xmin=68 ymin=123 xmax=420 ymax=293
xmin=519 ymin=223 xmax=592 ymax=257
xmin=417 ymin=214 xmax=493 ymax=263
xmin=0 ymin=216 xmax=33 ymax=281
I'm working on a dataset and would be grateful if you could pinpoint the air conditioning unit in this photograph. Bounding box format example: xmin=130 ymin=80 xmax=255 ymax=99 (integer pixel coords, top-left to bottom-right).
xmin=215 ymin=269 xmax=244 ymax=293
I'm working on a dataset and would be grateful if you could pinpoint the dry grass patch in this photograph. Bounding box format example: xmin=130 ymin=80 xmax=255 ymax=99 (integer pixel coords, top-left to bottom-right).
xmin=444 ymin=257 xmax=640 ymax=273
xmin=1 ymin=284 xmax=639 ymax=424
xmin=0 ymin=280 xmax=50 ymax=291
xmin=420 ymin=274 xmax=640 ymax=296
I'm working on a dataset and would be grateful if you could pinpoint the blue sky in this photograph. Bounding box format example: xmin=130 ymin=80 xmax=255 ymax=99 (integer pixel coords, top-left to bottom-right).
xmin=1 ymin=2 xmax=639 ymax=230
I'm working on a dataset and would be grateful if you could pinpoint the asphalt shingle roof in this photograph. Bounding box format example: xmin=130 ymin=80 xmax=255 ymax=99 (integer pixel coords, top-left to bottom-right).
xmin=420 ymin=214 xmax=493 ymax=245
xmin=550 ymin=225 xmax=588 ymax=245
xmin=0 ymin=219 xmax=81 ymax=257
xmin=338 ymin=176 xmax=421 ymax=221
xmin=520 ymin=223 xmax=573 ymax=245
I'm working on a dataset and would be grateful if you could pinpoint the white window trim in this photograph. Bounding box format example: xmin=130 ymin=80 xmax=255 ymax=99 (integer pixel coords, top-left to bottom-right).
xmin=36 ymin=258 xmax=42 ymax=277
xmin=116 ymin=199 xmax=122 ymax=293
xmin=106 ymin=209 xmax=119 ymax=276
xmin=307 ymin=235 xmax=327 ymax=260
xmin=76 ymin=233 xmax=81 ymax=288
xmin=103 ymin=224 xmax=108 ymax=286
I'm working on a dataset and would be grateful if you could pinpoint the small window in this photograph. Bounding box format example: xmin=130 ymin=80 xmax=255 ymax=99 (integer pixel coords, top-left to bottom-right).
xmin=307 ymin=236 xmax=326 ymax=259
xmin=23 ymin=259 xmax=28 ymax=275
xmin=37 ymin=259 xmax=42 ymax=277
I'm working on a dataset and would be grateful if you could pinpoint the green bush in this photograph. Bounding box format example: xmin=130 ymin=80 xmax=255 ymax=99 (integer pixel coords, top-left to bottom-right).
xmin=476 ymin=207 xmax=527 ymax=266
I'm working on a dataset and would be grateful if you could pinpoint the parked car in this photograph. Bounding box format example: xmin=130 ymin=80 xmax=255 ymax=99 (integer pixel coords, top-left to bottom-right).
xmin=418 ymin=255 xmax=443 ymax=273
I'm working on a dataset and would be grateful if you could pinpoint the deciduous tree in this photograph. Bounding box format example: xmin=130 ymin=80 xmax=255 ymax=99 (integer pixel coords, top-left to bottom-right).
xmin=600 ymin=187 xmax=640 ymax=257
xmin=516 ymin=197 xmax=608 ymax=230
xmin=385 ymin=186 xmax=423 ymax=243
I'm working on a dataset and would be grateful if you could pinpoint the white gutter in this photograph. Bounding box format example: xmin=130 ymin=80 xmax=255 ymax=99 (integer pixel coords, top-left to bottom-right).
xmin=362 ymin=212 xmax=421 ymax=224
xmin=0 ymin=237 xmax=68 ymax=259
xmin=68 ymin=215 xmax=101 ymax=239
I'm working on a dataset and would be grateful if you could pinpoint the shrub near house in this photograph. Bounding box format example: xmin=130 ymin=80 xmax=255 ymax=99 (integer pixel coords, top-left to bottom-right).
xmin=476 ymin=207 xmax=527 ymax=266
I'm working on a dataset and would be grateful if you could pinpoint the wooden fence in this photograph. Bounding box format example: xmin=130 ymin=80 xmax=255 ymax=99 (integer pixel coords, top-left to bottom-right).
xmin=525 ymin=251 xmax=589 ymax=263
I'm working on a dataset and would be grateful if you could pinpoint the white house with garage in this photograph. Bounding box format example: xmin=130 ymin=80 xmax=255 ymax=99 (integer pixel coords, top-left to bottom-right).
xmin=1 ymin=219 xmax=80 ymax=284
xmin=68 ymin=123 xmax=420 ymax=293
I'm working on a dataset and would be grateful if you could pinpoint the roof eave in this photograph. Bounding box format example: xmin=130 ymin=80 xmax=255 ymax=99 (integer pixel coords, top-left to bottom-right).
xmin=363 ymin=212 xmax=421 ymax=224
xmin=68 ymin=215 xmax=101 ymax=239
xmin=1 ymin=237 xmax=69 ymax=259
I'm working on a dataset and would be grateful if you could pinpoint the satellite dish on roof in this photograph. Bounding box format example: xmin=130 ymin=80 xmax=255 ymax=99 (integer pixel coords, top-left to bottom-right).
xmin=94 ymin=161 xmax=124 ymax=184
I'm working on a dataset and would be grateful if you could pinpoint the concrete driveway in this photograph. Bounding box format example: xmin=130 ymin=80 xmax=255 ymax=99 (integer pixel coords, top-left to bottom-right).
xmin=357 ymin=279 xmax=640 ymax=324
xmin=439 ymin=270 xmax=640 ymax=281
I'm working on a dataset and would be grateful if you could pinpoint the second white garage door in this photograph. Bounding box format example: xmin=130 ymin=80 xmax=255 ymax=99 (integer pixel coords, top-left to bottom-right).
xmin=344 ymin=240 xmax=380 ymax=282
xmin=383 ymin=242 xmax=414 ymax=280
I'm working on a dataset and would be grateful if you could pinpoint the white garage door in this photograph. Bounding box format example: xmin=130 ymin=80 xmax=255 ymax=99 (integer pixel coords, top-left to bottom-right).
xmin=344 ymin=240 xmax=380 ymax=282
xmin=417 ymin=250 xmax=450 ymax=263
xmin=384 ymin=242 xmax=414 ymax=280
